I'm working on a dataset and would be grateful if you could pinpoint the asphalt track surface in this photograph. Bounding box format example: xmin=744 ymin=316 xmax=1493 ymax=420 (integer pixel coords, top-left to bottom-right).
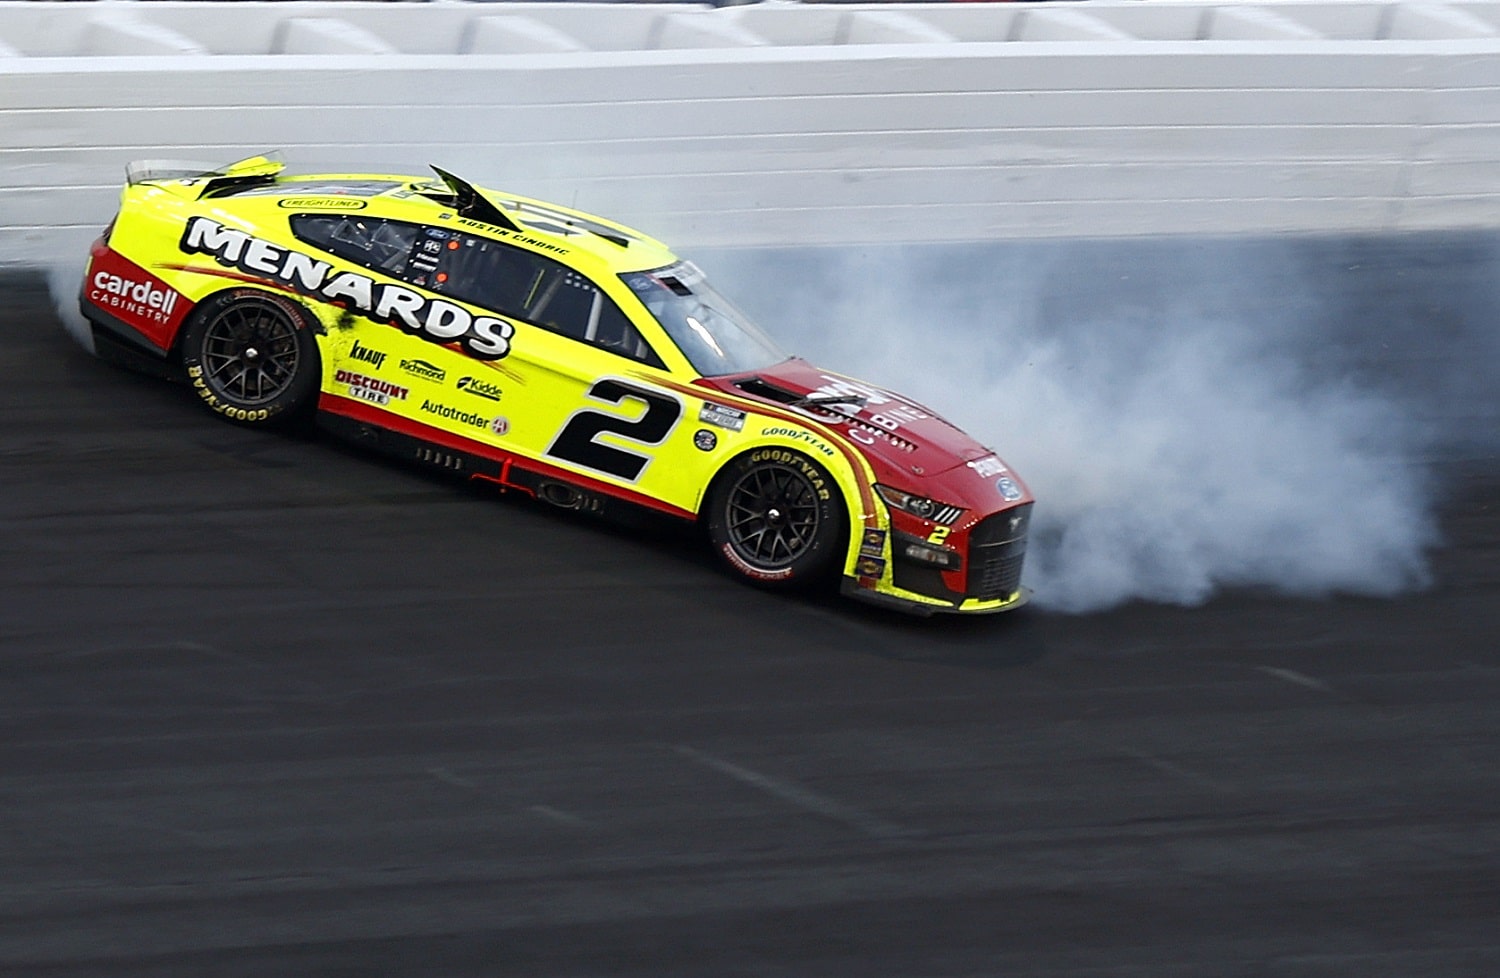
xmin=2 ymin=243 xmax=1498 ymax=976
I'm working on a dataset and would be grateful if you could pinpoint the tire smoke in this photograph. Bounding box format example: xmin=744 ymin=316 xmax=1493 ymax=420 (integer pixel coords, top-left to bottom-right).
xmin=701 ymin=238 xmax=1468 ymax=613
xmin=46 ymin=241 xmax=96 ymax=354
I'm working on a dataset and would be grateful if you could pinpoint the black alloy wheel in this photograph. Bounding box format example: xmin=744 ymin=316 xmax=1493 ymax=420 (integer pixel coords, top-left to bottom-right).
xmin=707 ymin=449 xmax=843 ymax=587
xmin=180 ymin=290 xmax=319 ymax=425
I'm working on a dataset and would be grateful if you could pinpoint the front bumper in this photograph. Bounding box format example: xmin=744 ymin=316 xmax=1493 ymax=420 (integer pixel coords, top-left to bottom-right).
xmin=845 ymin=502 xmax=1033 ymax=616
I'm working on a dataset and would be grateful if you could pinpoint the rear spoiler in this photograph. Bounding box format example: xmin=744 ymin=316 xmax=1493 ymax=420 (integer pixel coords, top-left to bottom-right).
xmin=126 ymin=152 xmax=285 ymax=197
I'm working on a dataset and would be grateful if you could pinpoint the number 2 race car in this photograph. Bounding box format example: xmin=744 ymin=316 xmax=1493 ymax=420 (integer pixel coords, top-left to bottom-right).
xmin=79 ymin=154 xmax=1033 ymax=615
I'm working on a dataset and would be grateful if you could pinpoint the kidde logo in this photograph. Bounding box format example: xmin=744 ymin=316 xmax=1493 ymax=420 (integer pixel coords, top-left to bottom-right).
xmin=456 ymin=376 xmax=503 ymax=401
xmin=90 ymin=271 xmax=179 ymax=322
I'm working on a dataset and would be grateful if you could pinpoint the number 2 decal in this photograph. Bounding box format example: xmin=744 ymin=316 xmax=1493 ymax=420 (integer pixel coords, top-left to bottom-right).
xmin=546 ymin=379 xmax=683 ymax=481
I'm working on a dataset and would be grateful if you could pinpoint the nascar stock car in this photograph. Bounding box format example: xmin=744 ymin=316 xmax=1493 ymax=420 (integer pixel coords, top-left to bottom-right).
xmin=79 ymin=154 xmax=1032 ymax=615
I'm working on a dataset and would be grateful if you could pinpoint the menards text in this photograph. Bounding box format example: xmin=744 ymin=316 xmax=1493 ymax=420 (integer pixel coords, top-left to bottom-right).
xmin=179 ymin=217 xmax=514 ymax=360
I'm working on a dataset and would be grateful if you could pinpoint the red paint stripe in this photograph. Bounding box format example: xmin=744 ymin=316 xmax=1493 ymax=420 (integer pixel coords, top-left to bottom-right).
xmin=156 ymin=262 xmax=286 ymax=290
xmin=319 ymin=393 xmax=695 ymax=520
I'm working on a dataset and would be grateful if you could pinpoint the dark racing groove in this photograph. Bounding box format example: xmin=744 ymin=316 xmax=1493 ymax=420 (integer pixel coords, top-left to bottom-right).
xmin=2 ymin=233 xmax=1498 ymax=978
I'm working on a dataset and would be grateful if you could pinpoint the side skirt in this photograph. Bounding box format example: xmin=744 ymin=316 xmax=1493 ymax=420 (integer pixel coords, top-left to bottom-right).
xmin=315 ymin=411 xmax=692 ymax=527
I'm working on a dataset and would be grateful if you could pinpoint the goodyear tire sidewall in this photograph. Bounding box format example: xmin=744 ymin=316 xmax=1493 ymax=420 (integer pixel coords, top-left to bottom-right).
xmin=180 ymin=289 xmax=320 ymax=426
xmin=707 ymin=448 xmax=845 ymax=588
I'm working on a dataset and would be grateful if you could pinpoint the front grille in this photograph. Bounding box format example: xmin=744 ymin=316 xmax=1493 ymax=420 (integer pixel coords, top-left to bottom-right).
xmin=969 ymin=543 xmax=1026 ymax=600
xmin=966 ymin=505 xmax=1031 ymax=600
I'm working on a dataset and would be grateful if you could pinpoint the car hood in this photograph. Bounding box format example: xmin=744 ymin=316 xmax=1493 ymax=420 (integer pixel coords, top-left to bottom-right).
xmin=700 ymin=358 xmax=998 ymax=480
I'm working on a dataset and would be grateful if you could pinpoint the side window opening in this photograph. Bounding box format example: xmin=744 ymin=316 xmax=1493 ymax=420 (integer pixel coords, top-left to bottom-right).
xmin=291 ymin=215 xmax=662 ymax=367
xmin=429 ymin=233 xmax=663 ymax=367
xmin=292 ymin=215 xmax=417 ymax=275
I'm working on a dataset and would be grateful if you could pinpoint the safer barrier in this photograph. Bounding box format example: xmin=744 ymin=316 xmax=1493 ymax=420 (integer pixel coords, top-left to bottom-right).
xmin=4 ymin=0 xmax=1500 ymax=264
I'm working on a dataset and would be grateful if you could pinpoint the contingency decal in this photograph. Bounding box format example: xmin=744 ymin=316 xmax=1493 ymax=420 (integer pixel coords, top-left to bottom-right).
xmin=178 ymin=217 xmax=514 ymax=360
xmin=698 ymin=402 xmax=746 ymax=432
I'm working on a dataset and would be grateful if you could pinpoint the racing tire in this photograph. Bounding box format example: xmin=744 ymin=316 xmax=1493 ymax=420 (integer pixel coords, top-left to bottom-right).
xmin=706 ymin=448 xmax=845 ymax=589
xmin=180 ymin=289 xmax=320 ymax=427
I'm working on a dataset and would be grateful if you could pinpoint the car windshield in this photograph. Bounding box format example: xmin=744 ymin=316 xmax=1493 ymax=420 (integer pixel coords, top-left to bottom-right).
xmin=620 ymin=262 xmax=788 ymax=376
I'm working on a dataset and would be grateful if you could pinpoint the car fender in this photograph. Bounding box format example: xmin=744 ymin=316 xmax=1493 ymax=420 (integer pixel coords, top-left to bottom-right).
xmin=705 ymin=421 xmax=887 ymax=580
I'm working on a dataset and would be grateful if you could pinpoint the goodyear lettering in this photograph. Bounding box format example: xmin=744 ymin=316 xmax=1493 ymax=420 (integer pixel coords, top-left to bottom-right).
xmin=749 ymin=448 xmax=831 ymax=501
xmin=180 ymin=216 xmax=515 ymax=360
xmin=759 ymin=426 xmax=836 ymax=459
xmin=185 ymin=364 xmax=270 ymax=422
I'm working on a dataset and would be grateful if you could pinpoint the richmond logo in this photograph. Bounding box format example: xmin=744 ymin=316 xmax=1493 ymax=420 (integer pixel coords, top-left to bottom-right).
xmin=400 ymin=358 xmax=446 ymax=382
xmin=180 ymin=217 xmax=514 ymax=360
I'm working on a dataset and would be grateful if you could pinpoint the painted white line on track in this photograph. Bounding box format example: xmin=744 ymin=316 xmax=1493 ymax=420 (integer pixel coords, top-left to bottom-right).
xmin=1256 ymin=666 xmax=1337 ymax=695
xmin=673 ymin=744 xmax=911 ymax=840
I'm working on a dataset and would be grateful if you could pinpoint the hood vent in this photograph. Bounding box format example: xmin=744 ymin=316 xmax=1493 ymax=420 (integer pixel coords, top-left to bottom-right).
xmin=734 ymin=376 xmax=801 ymax=404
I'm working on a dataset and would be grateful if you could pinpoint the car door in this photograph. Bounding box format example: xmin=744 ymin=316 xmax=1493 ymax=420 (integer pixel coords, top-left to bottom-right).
xmin=411 ymin=227 xmax=711 ymax=512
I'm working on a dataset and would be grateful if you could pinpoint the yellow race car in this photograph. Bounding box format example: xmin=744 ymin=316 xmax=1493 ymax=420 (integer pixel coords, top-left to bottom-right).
xmin=80 ymin=154 xmax=1032 ymax=615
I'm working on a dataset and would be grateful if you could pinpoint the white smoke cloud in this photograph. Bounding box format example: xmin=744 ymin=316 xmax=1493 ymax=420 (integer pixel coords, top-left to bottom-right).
xmin=46 ymin=233 xmax=97 ymax=354
xmin=700 ymin=241 xmax=1440 ymax=613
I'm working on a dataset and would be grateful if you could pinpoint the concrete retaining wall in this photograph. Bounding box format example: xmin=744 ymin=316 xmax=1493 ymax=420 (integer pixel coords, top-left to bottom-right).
xmin=4 ymin=0 xmax=1500 ymax=264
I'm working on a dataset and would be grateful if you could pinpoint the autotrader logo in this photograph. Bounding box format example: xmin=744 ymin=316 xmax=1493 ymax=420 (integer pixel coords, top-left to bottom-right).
xmin=420 ymin=399 xmax=487 ymax=428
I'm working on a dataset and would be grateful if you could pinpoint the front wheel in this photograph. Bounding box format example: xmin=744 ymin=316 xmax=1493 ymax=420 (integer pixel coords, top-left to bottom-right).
xmin=706 ymin=449 xmax=845 ymax=588
xmin=180 ymin=289 xmax=320 ymax=426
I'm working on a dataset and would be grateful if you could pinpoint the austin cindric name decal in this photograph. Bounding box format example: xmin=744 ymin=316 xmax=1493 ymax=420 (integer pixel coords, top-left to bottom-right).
xmin=179 ymin=217 xmax=515 ymax=360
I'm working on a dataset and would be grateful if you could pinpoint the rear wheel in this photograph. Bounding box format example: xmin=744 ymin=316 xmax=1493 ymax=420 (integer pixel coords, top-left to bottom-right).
xmin=180 ymin=289 xmax=319 ymax=426
xmin=707 ymin=449 xmax=844 ymax=588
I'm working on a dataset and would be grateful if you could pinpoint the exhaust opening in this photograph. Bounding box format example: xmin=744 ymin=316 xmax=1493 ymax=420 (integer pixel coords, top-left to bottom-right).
xmin=539 ymin=481 xmax=587 ymax=510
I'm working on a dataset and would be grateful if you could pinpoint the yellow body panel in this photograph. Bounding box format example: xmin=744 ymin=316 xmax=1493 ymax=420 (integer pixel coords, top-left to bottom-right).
xmin=83 ymin=161 xmax=1029 ymax=616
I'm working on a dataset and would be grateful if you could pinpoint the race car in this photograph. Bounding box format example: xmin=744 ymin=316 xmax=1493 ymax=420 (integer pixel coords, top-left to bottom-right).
xmin=79 ymin=154 xmax=1032 ymax=615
